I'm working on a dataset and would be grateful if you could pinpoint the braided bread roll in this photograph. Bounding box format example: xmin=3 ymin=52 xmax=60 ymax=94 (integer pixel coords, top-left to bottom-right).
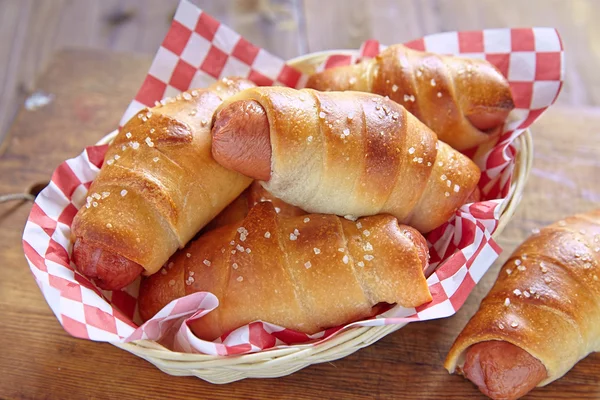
xmin=306 ymin=44 xmax=514 ymax=150
xmin=138 ymin=202 xmax=432 ymax=341
xmin=71 ymin=78 xmax=255 ymax=290
xmin=211 ymin=87 xmax=481 ymax=233
xmin=445 ymin=209 xmax=600 ymax=399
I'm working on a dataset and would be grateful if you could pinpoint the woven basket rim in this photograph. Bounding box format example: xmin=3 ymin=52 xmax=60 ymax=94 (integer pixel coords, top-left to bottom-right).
xmin=95 ymin=50 xmax=533 ymax=383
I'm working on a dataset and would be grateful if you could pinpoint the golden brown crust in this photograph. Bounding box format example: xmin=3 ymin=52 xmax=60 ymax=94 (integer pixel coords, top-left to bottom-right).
xmin=214 ymin=87 xmax=480 ymax=233
xmin=202 ymin=181 xmax=306 ymax=232
xmin=71 ymin=78 xmax=255 ymax=284
xmin=445 ymin=209 xmax=600 ymax=387
xmin=306 ymin=44 xmax=514 ymax=151
xmin=138 ymin=202 xmax=432 ymax=341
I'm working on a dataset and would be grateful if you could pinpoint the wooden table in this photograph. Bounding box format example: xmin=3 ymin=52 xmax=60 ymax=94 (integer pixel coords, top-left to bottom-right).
xmin=0 ymin=49 xmax=599 ymax=400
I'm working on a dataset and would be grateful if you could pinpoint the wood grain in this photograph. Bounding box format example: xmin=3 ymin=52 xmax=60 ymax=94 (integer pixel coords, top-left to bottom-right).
xmin=1 ymin=49 xmax=600 ymax=399
xmin=0 ymin=0 xmax=303 ymax=144
xmin=302 ymin=0 xmax=600 ymax=108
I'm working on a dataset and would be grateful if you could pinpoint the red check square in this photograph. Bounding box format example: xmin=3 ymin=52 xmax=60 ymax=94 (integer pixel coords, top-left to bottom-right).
xmin=248 ymin=69 xmax=274 ymax=87
xmin=458 ymin=31 xmax=484 ymax=53
xmin=195 ymin=12 xmax=220 ymax=41
xmin=162 ymin=21 xmax=192 ymax=56
xmin=511 ymin=28 xmax=535 ymax=51
xmin=535 ymin=52 xmax=561 ymax=80
xmin=135 ymin=75 xmax=167 ymax=106
xmin=169 ymin=59 xmax=197 ymax=91
xmin=232 ymin=37 xmax=260 ymax=65
xmin=200 ymin=46 xmax=228 ymax=78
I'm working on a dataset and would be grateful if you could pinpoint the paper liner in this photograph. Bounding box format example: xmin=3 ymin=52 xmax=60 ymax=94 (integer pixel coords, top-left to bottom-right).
xmin=22 ymin=0 xmax=564 ymax=355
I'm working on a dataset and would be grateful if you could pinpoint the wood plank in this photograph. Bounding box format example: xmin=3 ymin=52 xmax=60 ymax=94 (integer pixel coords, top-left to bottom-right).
xmin=302 ymin=0 xmax=600 ymax=107
xmin=0 ymin=0 xmax=304 ymax=144
xmin=1 ymin=48 xmax=600 ymax=399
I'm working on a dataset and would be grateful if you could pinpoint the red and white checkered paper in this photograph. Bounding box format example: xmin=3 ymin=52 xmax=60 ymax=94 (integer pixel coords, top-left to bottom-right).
xmin=22 ymin=0 xmax=563 ymax=356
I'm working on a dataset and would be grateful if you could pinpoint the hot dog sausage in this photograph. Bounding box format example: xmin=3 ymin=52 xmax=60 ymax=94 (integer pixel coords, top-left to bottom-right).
xmin=211 ymin=100 xmax=272 ymax=181
xmin=72 ymin=238 xmax=144 ymax=290
xmin=462 ymin=341 xmax=547 ymax=400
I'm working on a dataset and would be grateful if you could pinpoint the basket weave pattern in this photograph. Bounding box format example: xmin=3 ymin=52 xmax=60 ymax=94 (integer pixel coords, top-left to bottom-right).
xmin=103 ymin=52 xmax=533 ymax=384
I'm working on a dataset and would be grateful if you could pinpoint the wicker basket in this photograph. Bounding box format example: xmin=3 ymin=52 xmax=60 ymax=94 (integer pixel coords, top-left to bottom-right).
xmin=98 ymin=51 xmax=533 ymax=384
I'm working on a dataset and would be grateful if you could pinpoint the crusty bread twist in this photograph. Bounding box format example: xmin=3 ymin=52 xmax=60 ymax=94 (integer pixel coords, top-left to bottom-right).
xmin=71 ymin=78 xmax=255 ymax=290
xmin=445 ymin=209 xmax=600 ymax=400
xmin=306 ymin=44 xmax=514 ymax=151
xmin=211 ymin=87 xmax=481 ymax=233
xmin=138 ymin=202 xmax=432 ymax=341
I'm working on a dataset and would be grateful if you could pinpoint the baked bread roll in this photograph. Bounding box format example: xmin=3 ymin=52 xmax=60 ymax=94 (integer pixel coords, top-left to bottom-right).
xmin=71 ymin=78 xmax=255 ymax=290
xmin=211 ymin=87 xmax=481 ymax=233
xmin=445 ymin=209 xmax=600 ymax=399
xmin=138 ymin=202 xmax=432 ymax=341
xmin=306 ymin=44 xmax=514 ymax=151
xmin=203 ymin=181 xmax=306 ymax=232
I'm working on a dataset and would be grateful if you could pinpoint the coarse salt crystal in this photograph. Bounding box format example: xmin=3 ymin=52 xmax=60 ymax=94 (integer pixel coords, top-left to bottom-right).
xmin=430 ymin=79 xmax=436 ymax=86
xmin=125 ymin=132 xmax=132 ymax=139
xmin=504 ymin=298 xmax=510 ymax=306
xmin=338 ymin=248 xmax=345 ymax=253
xmin=511 ymin=321 xmax=519 ymax=328
xmin=304 ymin=261 xmax=312 ymax=269
xmin=515 ymin=259 xmax=522 ymax=266
xmin=264 ymin=231 xmax=271 ymax=239
xmin=246 ymin=248 xmax=251 ymax=253
xmin=343 ymin=128 xmax=350 ymax=136
xmin=513 ymin=289 xmax=522 ymax=296
xmin=290 ymin=233 xmax=297 ymax=241
xmin=319 ymin=111 xmax=326 ymax=119
xmin=440 ymin=174 xmax=447 ymax=181
xmin=102 ymin=192 xmax=110 ymax=198
xmin=356 ymin=222 xmax=362 ymax=229
xmin=364 ymin=242 xmax=373 ymax=251
xmin=523 ymin=290 xmax=531 ymax=298
xmin=506 ymin=269 xmax=512 ymax=275
xmin=307 ymin=136 xmax=313 ymax=142
xmin=408 ymin=147 xmax=415 ymax=154
xmin=106 ymin=223 xmax=112 ymax=228
xmin=498 ymin=322 xmax=505 ymax=330
xmin=304 ymin=217 xmax=310 ymax=223
xmin=106 ymin=159 xmax=114 ymax=165
xmin=232 ymin=263 xmax=238 ymax=270
xmin=437 ymin=92 xmax=442 ymax=98
xmin=517 ymin=265 xmax=526 ymax=271
xmin=544 ymin=277 xmax=552 ymax=283
xmin=92 ymin=202 xmax=98 ymax=207
xmin=364 ymin=254 xmax=374 ymax=261
xmin=454 ymin=184 xmax=460 ymax=193
xmin=145 ymin=137 xmax=154 ymax=147
xmin=342 ymin=255 xmax=349 ymax=264
xmin=183 ymin=92 xmax=192 ymax=100
xmin=186 ymin=253 xmax=191 ymax=258
xmin=236 ymin=244 xmax=244 ymax=252
xmin=294 ymin=229 xmax=300 ymax=236
xmin=114 ymin=154 xmax=120 ymax=160
xmin=203 ymin=259 xmax=211 ymax=266
xmin=363 ymin=230 xmax=370 ymax=237
xmin=237 ymin=276 xmax=244 ymax=282
xmin=153 ymin=157 xmax=159 ymax=162
xmin=358 ymin=261 xmax=365 ymax=267
xmin=445 ymin=192 xmax=450 ymax=197
xmin=344 ymin=215 xmax=358 ymax=221
xmin=92 ymin=193 xmax=101 ymax=200
xmin=313 ymin=248 xmax=321 ymax=254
